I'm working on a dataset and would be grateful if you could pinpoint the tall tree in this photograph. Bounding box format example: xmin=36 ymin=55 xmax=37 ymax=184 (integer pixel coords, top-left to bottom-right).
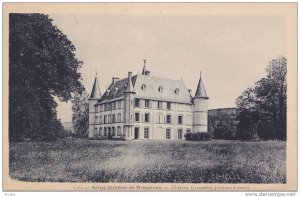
xmin=9 ymin=14 xmax=84 ymax=141
xmin=236 ymin=56 xmax=287 ymax=140
xmin=71 ymin=91 xmax=89 ymax=137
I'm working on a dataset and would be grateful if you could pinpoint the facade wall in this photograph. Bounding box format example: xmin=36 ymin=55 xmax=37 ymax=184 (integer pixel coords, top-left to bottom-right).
xmin=133 ymin=99 xmax=193 ymax=140
xmin=88 ymin=86 xmax=209 ymax=140
xmin=91 ymin=99 xmax=126 ymax=139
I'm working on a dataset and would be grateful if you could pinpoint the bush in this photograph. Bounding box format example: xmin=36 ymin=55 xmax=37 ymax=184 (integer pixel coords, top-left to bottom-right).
xmin=184 ymin=132 xmax=211 ymax=141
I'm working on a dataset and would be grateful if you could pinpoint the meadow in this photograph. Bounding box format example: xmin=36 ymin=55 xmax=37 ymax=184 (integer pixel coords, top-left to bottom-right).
xmin=9 ymin=139 xmax=286 ymax=183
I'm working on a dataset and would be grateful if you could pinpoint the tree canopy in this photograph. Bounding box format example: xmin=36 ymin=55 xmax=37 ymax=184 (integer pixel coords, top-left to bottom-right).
xmin=9 ymin=14 xmax=84 ymax=141
xmin=236 ymin=56 xmax=287 ymax=140
xmin=71 ymin=91 xmax=89 ymax=137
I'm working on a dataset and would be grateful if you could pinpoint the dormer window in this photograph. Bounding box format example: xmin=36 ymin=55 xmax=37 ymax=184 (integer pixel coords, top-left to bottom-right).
xmin=175 ymin=88 xmax=179 ymax=95
xmin=158 ymin=86 xmax=163 ymax=93
xmin=141 ymin=84 xmax=146 ymax=91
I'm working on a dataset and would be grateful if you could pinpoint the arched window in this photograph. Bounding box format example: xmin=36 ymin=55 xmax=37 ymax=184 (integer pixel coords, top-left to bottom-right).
xmin=117 ymin=126 xmax=122 ymax=136
xmin=117 ymin=113 xmax=121 ymax=122
xmin=112 ymin=127 xmax=115 ymax=136
xmin=99 ymin=116 xmax=102 ymax=124
xmin=112 ymin=114 xmax=116 ymax=123
xmin=104 ymin=127 xmax=107 ymax=136
xmin=158 ymin=86 xmax=163 ymax=93
xmin=95 ymin=116 xmax=98 ymax=124
xmin=175 ymin=88 xmax=179 ymax=95
xmin=108 ymin=115 xmax=111 ymax=123
xmin=99 ymin=127 xmax=102 ymax=136
xmin=104 ymin=115 xmax=107 ymax=124
xmin=95 ymin=128 xmax=98 ymax=137
xmin=141 ymin=84 xmax=146 ymax=91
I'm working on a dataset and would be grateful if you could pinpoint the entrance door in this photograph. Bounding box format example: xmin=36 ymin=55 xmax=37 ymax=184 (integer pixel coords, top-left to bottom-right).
xmin=134 ymin=127 xmax=139 ymax=139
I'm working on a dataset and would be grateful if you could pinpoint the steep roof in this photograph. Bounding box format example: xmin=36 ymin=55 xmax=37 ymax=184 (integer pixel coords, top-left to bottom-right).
xmin=194 ymin=76 xmax=209 ymax=99
xmin=90 ymin=76 xmax=101 ymax=99
xmin=98 ymin=74 xmax=192 ymax=104
xmin=134 ymin=74 xmax=192 ymax=104
xmin=98 ymin=75 xmax=137 ymax=103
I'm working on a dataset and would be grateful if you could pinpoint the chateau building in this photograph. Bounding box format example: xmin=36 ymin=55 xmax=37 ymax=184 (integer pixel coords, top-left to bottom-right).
xmin=88 ymin=62 xmax=209 ymax=140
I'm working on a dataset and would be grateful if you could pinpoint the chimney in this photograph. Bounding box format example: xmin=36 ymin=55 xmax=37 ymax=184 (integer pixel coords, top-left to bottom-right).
xmin=188 ymin=89 xmax=192 ymax=95
xmin=128 ymin=71 xmax=132 ymax=78
xmin=145 ymin=71 xmax=150 ymax=76
xmin=112 ymin=77 xmax=119 ymax=85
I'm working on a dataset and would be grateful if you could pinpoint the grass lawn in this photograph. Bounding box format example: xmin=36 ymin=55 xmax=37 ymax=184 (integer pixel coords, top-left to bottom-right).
xmin=9 ymin=139 xmax=286 ymax=183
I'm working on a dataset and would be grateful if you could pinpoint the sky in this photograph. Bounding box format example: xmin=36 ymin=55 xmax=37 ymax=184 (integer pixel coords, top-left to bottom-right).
xmin=50 ymin=12 xmax=286 ymax=123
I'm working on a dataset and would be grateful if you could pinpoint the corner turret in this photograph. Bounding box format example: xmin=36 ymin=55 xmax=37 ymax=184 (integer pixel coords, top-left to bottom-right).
xmin=193 ymin=72 xmax=209 ymax=132
xmin=88 ymin=74 xmax=101 ymax=138
xmin=123 ymin=71 xmax=136 ymax=140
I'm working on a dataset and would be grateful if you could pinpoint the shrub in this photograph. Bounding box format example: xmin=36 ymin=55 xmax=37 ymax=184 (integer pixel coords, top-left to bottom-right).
xmin=184 ymin=132 xmax=211 ymax=141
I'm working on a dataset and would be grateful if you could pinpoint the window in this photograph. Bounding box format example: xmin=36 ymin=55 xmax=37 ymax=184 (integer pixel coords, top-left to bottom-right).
xmin=108 ymin=103 xmax=112 ymax=110
xmin=135 ymin=98 xmax=140 ymax=107
xmin=118 ymin=101 xmax=122 ymax=109
xmin=141 ymin=84 xmax=146 ymax=91
xmin=117 ymin=126 xmax=122 ymax=136
xmin=104 ymin=127 xmax=107 ymax=136
xmin=144 ymin=128 xmax=149 ymax=139
xmin=112 ymin=114 xmax=116 ymax=123
xmin=166 ymin=115 xmax=172 ymax=124
xmin=157 ymin=113 xmax=164 ymax=124
xmin=112 ymin=127 xmax=115 ymax=136
xmin=158 ymin=86 xmax=163 ymax=92
xmin=95 ymin=116 xmax=98 ymax=124
xmin=175 ymin=88 xmax=179 ymax=95
xmin=95 ymin=128 xmax=98 ymax=137
xmin=99 ymin=127 xmax=102 ymax=136
xmin=108 ymin=115 xmax=111 ymax=123
xmin=145 ymin=100 xmax=150 ymax=108
xmin=117 ymin=113 xmax=121 ymax=122
xmin=104 ymin=115 xmax=107 ymax=124
xmin=135 ymin=112 xmax=140 ymax=122
xmin=157 ymin=101 xmax=163 ymax=109
xmin=99 ymin=116 xmax=102 ymax=124
xmin=112 ymin=102 xmax=116 ymax=110
xmin=167 ymin=102 xmax=171 ymax=110
xmin=144 ymin=113 xmax=150 ymax=123
xmin=178 ymin=115 xmax=183 ymax=124
xmin=166 ymin=129 xmax=171 ymax=139
xmin=178 ymin=129 xmax=183 ymax=139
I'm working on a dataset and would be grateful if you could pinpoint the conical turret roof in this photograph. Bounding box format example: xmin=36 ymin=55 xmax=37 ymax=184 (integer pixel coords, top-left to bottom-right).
xmin=194 ymin=74 xmax=209 ymax=99
xmin=90 ymin=76 xmax=101 ymax=99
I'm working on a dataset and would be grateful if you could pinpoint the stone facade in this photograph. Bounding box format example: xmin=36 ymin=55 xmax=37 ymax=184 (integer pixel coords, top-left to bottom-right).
xmin=88 ymin=65 xmax=209 ymax=140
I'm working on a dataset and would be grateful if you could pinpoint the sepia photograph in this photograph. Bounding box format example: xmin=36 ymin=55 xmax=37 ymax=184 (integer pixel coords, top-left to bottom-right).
xmin=3 ymin=3 xmax=297 ymax=191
